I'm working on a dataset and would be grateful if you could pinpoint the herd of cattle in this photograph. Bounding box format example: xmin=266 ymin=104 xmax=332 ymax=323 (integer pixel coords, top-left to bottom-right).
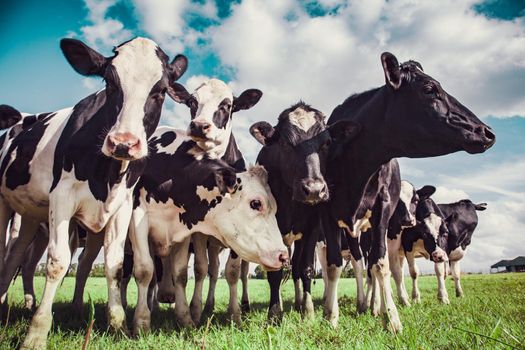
xmin=0 ymin=37 xmax=495 ymax=349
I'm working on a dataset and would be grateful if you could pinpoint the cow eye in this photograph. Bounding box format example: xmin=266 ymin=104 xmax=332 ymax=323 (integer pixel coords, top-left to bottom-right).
xmin=423 ymin=84 xmax=437 ymax=95
xmin=250 ymin=199 xmax=262 ymax=211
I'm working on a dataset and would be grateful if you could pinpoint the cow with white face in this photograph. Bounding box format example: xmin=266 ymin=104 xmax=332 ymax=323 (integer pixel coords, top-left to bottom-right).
xmin=129 ymin=127 xmax=287 ymax=334
xmin=0 ymin=37 xmax=187 ymax=349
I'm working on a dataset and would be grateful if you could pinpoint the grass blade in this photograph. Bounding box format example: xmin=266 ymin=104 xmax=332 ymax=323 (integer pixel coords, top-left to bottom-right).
xmin=82 ymin=293 xmax=95 ymax=350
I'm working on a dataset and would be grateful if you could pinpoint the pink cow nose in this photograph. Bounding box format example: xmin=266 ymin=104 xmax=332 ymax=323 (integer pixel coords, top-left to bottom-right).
xmin=107 ymin=132 xmax=141 ymax=159
xmin=279 ymin=250 xmax=290 ymax=266
xmin=432 ymin=250 xmax=446 ymax=263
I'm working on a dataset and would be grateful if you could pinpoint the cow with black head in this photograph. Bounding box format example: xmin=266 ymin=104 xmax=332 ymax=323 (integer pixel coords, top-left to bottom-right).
xmin=0 ymin=37 xmax=187 ymax=349
xmin=323 ymin=52 xmax=495 ymax=331
xmin=250 ymin=102 xmax=360 ymax=320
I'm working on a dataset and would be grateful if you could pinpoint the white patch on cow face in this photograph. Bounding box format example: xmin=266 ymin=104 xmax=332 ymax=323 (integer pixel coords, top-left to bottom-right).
xmin=423 ymin=213 xmax=441 ymax=239
xmin=211 ymin=166 xmax=287 ymax=270
xmin=102 ymin=37 xmax=163 ymax=160
xmin=400 ymin=180 xmax=416 ymax=226
xmin=188 ymin=79 xmax=234 ymax=157
xmin=288 ymin=107 xmax=317 ymax=132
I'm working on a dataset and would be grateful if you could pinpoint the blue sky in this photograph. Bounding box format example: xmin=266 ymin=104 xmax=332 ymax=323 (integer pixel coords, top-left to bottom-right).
xmin=0 ymin=0 xmax=524 ymax=272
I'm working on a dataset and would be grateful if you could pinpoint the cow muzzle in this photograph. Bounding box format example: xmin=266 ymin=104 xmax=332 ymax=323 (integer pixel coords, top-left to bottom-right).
xmin=432 ymin=249 xmax=448 ymax=263
xmin=105 ymin=132 xmax=142 ymax=160
xmin=188 ymin=120 xmax=212 ymax=141
xmin=295 ymin=178 xmax=329 ymax=205
xmin=259 ymin=249 xmax=289 ymax=271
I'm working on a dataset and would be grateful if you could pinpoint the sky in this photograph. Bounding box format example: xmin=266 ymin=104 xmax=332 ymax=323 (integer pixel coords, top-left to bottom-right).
xmin=0 ymin=0 xmax=524 ymax=274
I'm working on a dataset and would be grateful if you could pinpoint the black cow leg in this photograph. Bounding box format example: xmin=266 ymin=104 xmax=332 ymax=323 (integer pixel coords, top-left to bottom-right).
xmin=267 ymin=269 xmax=284 ymax=323
xmin=291 ymin=240 xmax=302 ymax=312
xmin=300 ymin=225 xmax=320 ymax=320
xmin=322 ymin=213 xmax=343 ymax=328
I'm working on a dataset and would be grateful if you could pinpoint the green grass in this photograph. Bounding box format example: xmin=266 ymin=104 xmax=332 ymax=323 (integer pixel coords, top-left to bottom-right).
xmin=0 ymin=273 xmax=523 ymax=349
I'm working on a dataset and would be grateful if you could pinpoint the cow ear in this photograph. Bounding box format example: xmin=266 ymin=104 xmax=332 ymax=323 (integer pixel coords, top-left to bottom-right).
xmin=416 ymin=185 xmax=436 ymax=199
xmin=233 ymin=89 xmax=263 ymax=113
xmin=327 ymin=120 xmax=361 ymax=143
xmin=167 ymin=82 xmax=192 ymax=105
xmin=170 ymin=54 xmax=188 ymax=81
xmin=215 ymin=168 xmax=238 ymax=195
xmin=249 ymin=121 xmax=278 ymax=146
xmin=381 ymin=52 xmax=401 ymax=90
xmin=0 ymin=105 xmax=22 ymax=129
xmin=60 ymin=38 xmax=107 ymax=76
xmin=445 ymin=212 xmax=458 ymax=225
xmin=474 ymin=203 xmax=487 ymax=211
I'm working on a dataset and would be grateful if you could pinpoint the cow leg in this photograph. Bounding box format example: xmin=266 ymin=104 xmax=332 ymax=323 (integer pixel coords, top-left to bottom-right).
xmin=203 ymin=241 xmax=221 ymax=315
xmin=267 ymin=269 xmax=283 ymax=322
xmin=0 ymin=217 xmax=40 ymax=303
xmin=120 ymin=252 xmax=133 ymax=309
xmin=351 ymin=256 xmax=367 ymax=313
xmin=72 ymin=231 xmax=104 ymax=313
xmin=450 ymin=260 xmax=463 ymax=297
xmin=435 ymin=262 xmax=450 ymax=304
xmin=225 ymin=252 xmax=242 ymax=325
xmin=406 ymin=252 xmax=421 ymax=303
xmin=300 ymin=226 xmax=319 ymax=320
xmin=190 ymin=233 xmax=208 ymax=325
xmin=240 ymin=260 xmax=250 ymax=313
xmin=315 ymin=242 xmax=328 ymax=302
xmin=22 ymin=231 xmax=48 ymax=311
xmin=291 ymin=240 xmax=303 ymax=312
xmin=367 ymin=272 xmax=381 ymax=317
xmin=22 ymin=194 xmax=74 ymax=350
xmin=0 ymin=201 xmax=14 ymax=276
xmin=128 ymin=206 xmax=153 ymax=334
xmin=104 ymin=202 xmax=132 ymax=333
xmin=389 ymin=251 xmax=410 ymax=306
xmin=172 ymin=237 xmax=194 ymax=327
xmin=157 ymin=251 xmax=176 ymax=304
xmin=323 ymin=221 xmax=343 ymax=328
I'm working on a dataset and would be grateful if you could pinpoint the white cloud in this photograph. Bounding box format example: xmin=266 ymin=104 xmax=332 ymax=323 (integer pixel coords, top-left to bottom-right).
xmin=80 ymin=0 xmax=133 ymax=50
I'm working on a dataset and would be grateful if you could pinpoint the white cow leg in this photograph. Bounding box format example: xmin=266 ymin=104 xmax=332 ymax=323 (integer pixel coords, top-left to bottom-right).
xmin=351 ymin=257 xmax=367 ymax=313
xmin=190 ymin=233 xmax=208 ymax=325
xmin=372 ymin=257 xmax=402 ymax=333
xmin=370 ymin=273 xmax=381 ymax=317
xmin=435 ymin=262 xmax=450 ymax=304
xmin=240 ymin=260 xmax=250 ymax=313
xmin=104 ymin=203 xmax=132 ymax=333
xmin=129 ymin=206 xmax=153 ymax=335
xmin=323 ymin=264 xmax=341 ymax=328
xmin=72 ymin=231 xmax=104 ymax=313
xmin=406 ymin=252 xmax=421 ymax=303
xmin=316 ymin=242 xmax=328 ymax=302
xmin=225 ymin=253 xmax=242 ymax=326
xmin=450 ymin=260 xmax=463 ymax=297
xmin=22 ymin=194 xmax=74 ymax=350
xmin=203 ymin=241 xmax=221 ymax=315
xmin=173 ymin=237 xmax=194 ymax=328
xmin=22 ymin=232 xmax=48 ymax=311
xmin=0 ymin=217 xmax=39 ymax=303
xmin=389 ymin=252 xmax=410 ymax=306
xmin=0 ymin=201 xmax=13 ymax=278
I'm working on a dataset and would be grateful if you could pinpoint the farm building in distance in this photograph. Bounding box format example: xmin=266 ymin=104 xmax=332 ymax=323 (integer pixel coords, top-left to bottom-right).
xmin=490 ymin=256 xmax=525 ymax=273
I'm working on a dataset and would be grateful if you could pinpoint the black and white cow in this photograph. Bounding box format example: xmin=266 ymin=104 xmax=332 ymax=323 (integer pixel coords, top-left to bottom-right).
xmin=250 ymin=102 xmax=360 ymax=320
xmin=128 ymin=127 xmax=288 ymax=334
xmin=321 ymin=52 xmax=495 ymax=331
xmin=0 ymin=37 xmax=188 ymax=349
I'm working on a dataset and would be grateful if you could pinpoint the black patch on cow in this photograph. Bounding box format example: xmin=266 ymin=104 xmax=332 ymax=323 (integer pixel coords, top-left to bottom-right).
xmin=212 ymin=98 xmax=232 ymax=129
xmin=0 ymin=105 xmax=23 ymax=130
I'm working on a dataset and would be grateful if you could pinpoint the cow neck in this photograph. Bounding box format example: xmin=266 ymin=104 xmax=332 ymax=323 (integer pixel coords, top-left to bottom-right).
xmin=220 ymin=133 xmax=246 ymax=172
xmin=51 ymin=89 xmax=132 ymax=201
xmin=329 ymin=86 xmax=397 ymax=222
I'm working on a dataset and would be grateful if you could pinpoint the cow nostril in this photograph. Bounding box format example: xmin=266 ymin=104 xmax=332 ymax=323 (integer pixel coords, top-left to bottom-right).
xmin=279 ymin=252 xmax=289 ymax=264
xmin=202 ymin=123 xmax=210 ymax=131
xmin=483 ymin=127 xmax=495 ymax=141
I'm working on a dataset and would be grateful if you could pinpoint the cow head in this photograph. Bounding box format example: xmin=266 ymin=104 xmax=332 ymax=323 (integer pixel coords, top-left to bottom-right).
xmin=250 ymin=102 xmax=360 ymax=205
xmin=209 ymin=165 xmax=288 ymax=270
xmin=381 ymin=52 xmax=495 ymax=158
xmin=171 ymin=79 xmax=262 ymax=156
xmin=415 ymin=197 xmax=449 ymax=263
xmin=394 ymin=181 xmax=421 ymax=228
xmin=60 ymin=37 xmax=188 ymax=161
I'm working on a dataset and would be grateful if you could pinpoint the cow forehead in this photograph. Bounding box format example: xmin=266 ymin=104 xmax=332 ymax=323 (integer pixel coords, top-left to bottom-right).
xmin=195 ymin=79 xmax=233 ymax=105
xmin=399 ymin=181 xmax=415 ymax=207
xmin=423 ymin=213 xmax=442 ymax=238
xmin=288 ymin=107 xmax=317 ymax=132
xmin=112 ymin=37 xmax=164 ymax=91
xmin=238 ymin=170 xmax=276 ymax=211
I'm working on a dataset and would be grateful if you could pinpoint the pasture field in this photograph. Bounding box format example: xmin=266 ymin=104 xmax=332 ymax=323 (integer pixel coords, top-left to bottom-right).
xmin=0 ymin=273 xmax=523 ymax=349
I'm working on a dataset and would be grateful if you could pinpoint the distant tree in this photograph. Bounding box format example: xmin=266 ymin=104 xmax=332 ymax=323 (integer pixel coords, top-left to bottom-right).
xmin=254 ymin=265 xmax=267 ymax=279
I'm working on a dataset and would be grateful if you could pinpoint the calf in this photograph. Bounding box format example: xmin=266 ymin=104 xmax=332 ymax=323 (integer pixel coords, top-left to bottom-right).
xmin=322 ymin=52 xmax=495 ymax=331
xmin=250 ymin=102 xmax=360 ymax=320
xmin=129 ymin=127 xmax=287 ymax=333
xmin=0 ymin=37 xmax=187 ymax=349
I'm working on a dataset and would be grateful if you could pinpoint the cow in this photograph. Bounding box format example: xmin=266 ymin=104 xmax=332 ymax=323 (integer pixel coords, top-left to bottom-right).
xmin=128 ymin=127 xmax=288 ymax=334
xmin=0 ymin=37 xmax=188 ymax=349
xmin=321 ymin=52 xmax=495 ymax=332
xmin=70 ymin=78 xmax=262 ymax=326
xmin=249 ymin=102 xmax=360 ymax=321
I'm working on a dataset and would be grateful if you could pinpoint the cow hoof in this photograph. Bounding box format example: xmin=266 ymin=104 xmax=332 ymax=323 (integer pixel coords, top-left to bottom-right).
xmin=230 ymin=312 xmax=242 ymax=326
xmin=177 ymin=315 xmax=195 ymax=329
xmin=107 ymin=306 xmax=127 ymax=332
xmin=384 ymin=317 xmax=403 ymax=334
xmin=302 ymin=293 xmax=315 ymax=320
xmin=439 ymin=297 xmax=450 ymax=305
xmin=133 ymin=318 xmax=151 ymax=336
xmin=21 ymin=334 xmax=47 ymax=350
xmin=399 ymin=298 xmax=411 ymax=307
xmin=203 ymin=302 xmax=214 ymax=316
xmin=24 ymin=294 xmax=36 ymax=311
xmin=268 ymin=304 xmax=283 ymax=324
xmin=241 ymin=301 xmax=251 ymax=313
xmin=190 ymin=304 xmax=202 ymax=326
xmin=412 ymin=296 xmax=421 ymax=304
xmin=72 ymin=302 xmax=84 ymax=317
xmin=456 ymin=291 xmax=464 ymax=298
xmin=324 ymin=310 xmax=339 ymax=328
